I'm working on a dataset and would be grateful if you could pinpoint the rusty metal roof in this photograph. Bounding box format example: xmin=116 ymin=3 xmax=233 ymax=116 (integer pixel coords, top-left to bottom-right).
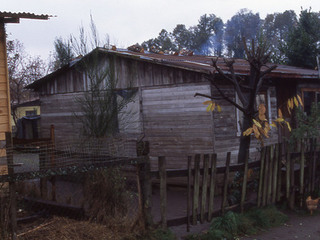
xmin=0 ymin=11 xmax=52 ymax=22
xmin=105 ymin=48 xmax=319 ymax=80
xmin=27 ymin=47 xmax=319 ymax=90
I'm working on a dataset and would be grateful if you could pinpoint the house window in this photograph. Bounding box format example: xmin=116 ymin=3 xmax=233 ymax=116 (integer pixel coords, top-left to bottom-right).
xmin=236 ymin=90 xmax=271 ymax=135
xmin=302 ymin=88 xmax=320 ymax=115
xmin=25 ymin=110 xmax=37 ymax=116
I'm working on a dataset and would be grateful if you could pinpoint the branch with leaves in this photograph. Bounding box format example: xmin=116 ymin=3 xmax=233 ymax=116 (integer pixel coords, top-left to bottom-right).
xmin=243 ymin=95 xmax=303 ymax=145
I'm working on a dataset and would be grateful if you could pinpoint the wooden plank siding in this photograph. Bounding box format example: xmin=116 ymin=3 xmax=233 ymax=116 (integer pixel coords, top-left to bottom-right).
xmin=0 ymin=22 xmax=11 ymax=157
xmin=34 ymin=51 xmax=280 ymax=169
xmin=142 ymin=84 xmax=215 ymax=169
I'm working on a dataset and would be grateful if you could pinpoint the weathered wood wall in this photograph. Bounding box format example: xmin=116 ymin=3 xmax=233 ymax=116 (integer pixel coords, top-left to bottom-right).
xmin=0 ymin=22 xmax=11 ymax=157
xmin=37 ymin=52 xmax=279 ymax=168
xmin=142 ymin=83 xmax=214 ymax=169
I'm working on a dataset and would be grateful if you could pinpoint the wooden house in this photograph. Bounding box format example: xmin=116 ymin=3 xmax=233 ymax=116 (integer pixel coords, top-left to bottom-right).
xmin=27 ymin=47 xmax=319 ymax=168
xmin=0 ymin=12 xmax=50 ymax=158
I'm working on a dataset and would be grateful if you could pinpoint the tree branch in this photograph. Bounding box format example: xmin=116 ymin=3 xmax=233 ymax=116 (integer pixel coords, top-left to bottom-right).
xmin=203 ymin=76 xmax=247 ymax=113
xmin=210 ymin=58 xmax=247 ymax=106
xmin=194 ymin=92 xmax=224 ymax=100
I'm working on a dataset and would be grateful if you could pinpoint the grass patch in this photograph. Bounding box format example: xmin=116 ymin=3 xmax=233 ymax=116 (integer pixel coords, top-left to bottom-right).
xmin=186 ymin=205 xmax=288 ymax=240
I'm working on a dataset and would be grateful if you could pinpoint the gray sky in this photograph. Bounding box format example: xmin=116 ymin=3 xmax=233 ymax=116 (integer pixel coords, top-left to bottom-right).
xmin=2 ymin=0 xmax=320 ymax=61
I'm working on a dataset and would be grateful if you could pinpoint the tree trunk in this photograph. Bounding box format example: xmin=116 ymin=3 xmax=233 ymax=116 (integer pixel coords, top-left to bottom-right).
xmin=238 ymin=115 xmax=251 ymax=163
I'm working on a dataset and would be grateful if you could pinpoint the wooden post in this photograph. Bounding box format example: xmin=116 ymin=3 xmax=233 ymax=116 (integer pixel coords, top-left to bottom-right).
xmin=6 ymin=132 xmax=17 ymax=240
xmin=276 ymin=143 xmax=282 ymax=202
xmin=141 ymin=156 xmax=153 ymax=228
xmin=50 ymin=125 xmax=56 ymax=201
xmin=257 ymin=147 xmax=266 ymax=207
xmin=221 ymin=152 xmax=231 ymax=215
xmin=311 ymin=139 xmax=317 ymax=192
xmin=289 ymin=153 xmax=295 ymax=210
xmin=300 ymin=141 xmax=305 ymax=207
xmin=262 ymin=146 xmax=270 ymax=207
xmin=272 ymin=144 xmax=279 ymax=204
xmin=208 ymin=154 xmax=217 ymax=221
xmin=240 ymin=150 xmax=249 ymax=213
xmin=286 ymin=149 xmax=291 ymax=200
xmin=192 ymin=154 xmax=200 ymax=225
xmin=159 ymin=156 xmax=167 ymax=229
xmin=187 ymin=156 xmax=192 ymax=232
xmin=200 ymin=154 xmax=209 ymax=223
xmin=267 ymin=145 xmax=274 ymax=205
xmin=39 ymin=144 xmax=48 ymax=200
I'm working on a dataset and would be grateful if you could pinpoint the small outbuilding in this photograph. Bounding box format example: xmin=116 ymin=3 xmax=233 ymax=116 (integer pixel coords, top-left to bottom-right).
xmin=27 ymin=47 xmax=319 ymax=168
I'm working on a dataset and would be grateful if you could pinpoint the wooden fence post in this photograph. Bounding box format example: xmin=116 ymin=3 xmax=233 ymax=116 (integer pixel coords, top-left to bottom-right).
xmin=221 ymin=152 xmax=231 ymax=215
xmin=6 ymin=132 xmax=17 ymax=240
xmin=262 ymin=146 xmax=270 ymax=207
xmin=286 ymin=149 xmax=291 ymax=200
xmin=208 ymin=154 xmax=217 ymax=221
xmin=187 ymin=156 xmax=192 ymax=232
xmin=39 ymin=144 xmax=48 ymax=200
xmin=200 ymin=154 xmax=209 ymax=223
xmin=192 ymin=154 xmax=200 ymax=225
xmin=311 ymin=138 xmax=317 ymax=191
xmin=272 ymin=144 xmax=279 ymax=204
xmin=159 ymin=156 xmax=167 ymax=229
xmin=138 ymin=156 xmax=153 ymax=229
xmin=267 ymin=145 xmax=274 ymax=205
xmin=257 ymin=147 xmax=266 ymax=207
xmin=276 ymin=143 xmax=282 ymax=202
xmin=50 ymin=125 xmax=56 ymax=201
xmin=289 ymin=153 xmax=295 ymax=210
xmin=240 ymin=150 xmax=249 ymax=213
xmin=300 ymin=141 xmax=305 ymax=207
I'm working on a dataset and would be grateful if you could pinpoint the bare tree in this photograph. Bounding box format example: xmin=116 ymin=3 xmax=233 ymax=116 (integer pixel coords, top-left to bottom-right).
xmin=195 ymin=39 xmax=277 ymax=163
xmin=7 ymin=39 xmax=46 ymax=124
xmin=52 ymin=15 xmax=136 ymax=138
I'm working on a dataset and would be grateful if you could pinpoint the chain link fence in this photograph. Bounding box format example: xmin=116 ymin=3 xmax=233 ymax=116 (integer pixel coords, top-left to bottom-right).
xmin=0 ymin=134 xmax=150 ymax=239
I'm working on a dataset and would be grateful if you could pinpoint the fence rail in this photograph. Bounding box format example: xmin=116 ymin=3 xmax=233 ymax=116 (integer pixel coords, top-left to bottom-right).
xmin=152 ymin=140 xmax=320 ymax=231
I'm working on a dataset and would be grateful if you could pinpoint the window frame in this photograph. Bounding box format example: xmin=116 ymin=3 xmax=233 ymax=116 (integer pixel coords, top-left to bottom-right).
xmin=236 ymin=89 xmax=272 ymax=136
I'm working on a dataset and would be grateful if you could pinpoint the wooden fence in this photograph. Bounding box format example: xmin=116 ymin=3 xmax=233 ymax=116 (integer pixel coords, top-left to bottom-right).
xmin=153 ymin=140 xmax=320 ymax=231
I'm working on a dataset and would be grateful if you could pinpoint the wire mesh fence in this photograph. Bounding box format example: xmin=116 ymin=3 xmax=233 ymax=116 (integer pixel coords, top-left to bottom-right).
xmin=0 ymin=133 xmax=150 ymax=239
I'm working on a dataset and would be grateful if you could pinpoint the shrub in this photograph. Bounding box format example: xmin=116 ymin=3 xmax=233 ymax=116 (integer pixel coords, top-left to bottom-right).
xmin=83 ymin=167 xmax=129 ymax=223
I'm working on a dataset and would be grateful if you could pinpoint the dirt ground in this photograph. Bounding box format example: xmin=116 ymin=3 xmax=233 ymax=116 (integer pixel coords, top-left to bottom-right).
xmin=240 ymin=210 xmax=320 ymax=240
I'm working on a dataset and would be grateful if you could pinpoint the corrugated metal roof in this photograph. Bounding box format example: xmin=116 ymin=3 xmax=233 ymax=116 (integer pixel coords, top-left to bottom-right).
xmin=105 ymin=48 xmax=319 ymax=79
xmin=27 ymin=47 xmax=319 ymax=89
xmin=0 ymin=11 xmax=52 ymax=20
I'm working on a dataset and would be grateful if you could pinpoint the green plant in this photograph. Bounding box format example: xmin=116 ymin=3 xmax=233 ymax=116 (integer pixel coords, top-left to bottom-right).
xmin=288 ymin=102 xmax=320 ymax=150
xmin=186 ymin=206 xmax=288 ymax=240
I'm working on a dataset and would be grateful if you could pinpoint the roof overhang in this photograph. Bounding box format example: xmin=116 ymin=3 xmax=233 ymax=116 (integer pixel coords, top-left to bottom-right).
xmin=0 ymin=11 xmax=52 ymax=23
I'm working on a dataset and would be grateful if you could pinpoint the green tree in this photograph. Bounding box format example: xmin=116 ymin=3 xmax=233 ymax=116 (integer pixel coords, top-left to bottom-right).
xmin=282 ymin=9 xmax=320 ymax=69
xmin=53 ymin=37 xmax=75 ymax=70
xmin=142 ymin=29 xmax=176 ymax=52
xmin=172 ymin=24 xmax=193 ymax=50
xmin=263 ymin=10 xmax=297 ymax=63
xmin=192 ymin=14 xmax=224 ymax=56
xmin=225 ymin=9 xmax=261 ymax=58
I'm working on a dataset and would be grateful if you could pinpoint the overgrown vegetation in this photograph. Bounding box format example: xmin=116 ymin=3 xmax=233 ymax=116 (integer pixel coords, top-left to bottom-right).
xmin=83 ymin=168 xmax=130 ymax=223
xmin=288 ymin=102 xmax=320 ymax=150
xmin=186 ymin=206 xmax=288 ymax=240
